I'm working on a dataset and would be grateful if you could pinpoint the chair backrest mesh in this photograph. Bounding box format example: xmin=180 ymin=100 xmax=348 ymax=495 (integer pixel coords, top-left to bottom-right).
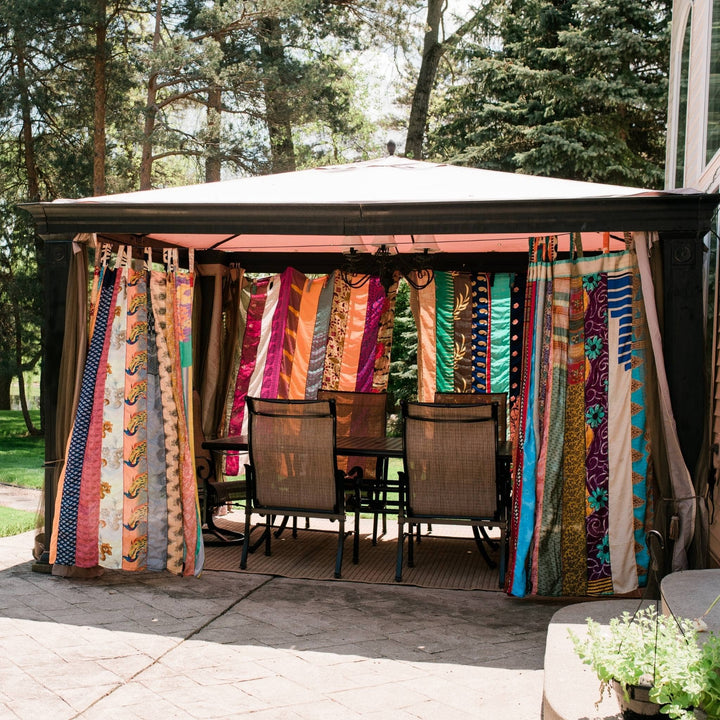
xmin=317 ymin=390 xmax=387 ymax=478
xmin=434 ymin=392 xmax=508 ymax=442
xmin=247 ymin=398 xmax=338 ymax=512
xmin=403 ymin=401 xmax=498 ymax=518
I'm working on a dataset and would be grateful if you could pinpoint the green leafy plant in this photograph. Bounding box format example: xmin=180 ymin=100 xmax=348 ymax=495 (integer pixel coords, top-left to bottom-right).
xmin=569 ymin=605 xmax=720 ymax=720
xmin=698 ymin=631 xmax=720 ymax=720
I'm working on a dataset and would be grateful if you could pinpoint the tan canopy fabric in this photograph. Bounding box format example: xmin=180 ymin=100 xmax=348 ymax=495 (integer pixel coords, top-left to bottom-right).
xmin=23 ymin=156 xmax=717 ymax=258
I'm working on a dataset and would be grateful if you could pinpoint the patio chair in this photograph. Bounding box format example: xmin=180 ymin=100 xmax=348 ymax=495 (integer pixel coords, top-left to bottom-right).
xmin=434 ymin=391 xmax=508 ymax=442
xmin=241 ymin=397 xmax=348 ymax=578
xmin=396 ymin=400 xmax=508 ymax=587
xmin=193 ymin=391 xmax=245 ymax=546
xmin=316 ymin=389 xmax=393 ymax=556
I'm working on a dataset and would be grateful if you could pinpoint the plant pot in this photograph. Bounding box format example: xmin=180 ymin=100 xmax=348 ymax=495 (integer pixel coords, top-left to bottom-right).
xmin=611 ymin=680 xmax=665 ymax=720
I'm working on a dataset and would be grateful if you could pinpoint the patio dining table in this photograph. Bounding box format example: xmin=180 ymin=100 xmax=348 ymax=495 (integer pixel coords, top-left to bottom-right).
xmin=202 ymin=434 xmax=510 ymax=461
xmin=202 ymin=434 xmax=404 ymax=458
xmin=201 ymin=434 xmax=512 ymax=513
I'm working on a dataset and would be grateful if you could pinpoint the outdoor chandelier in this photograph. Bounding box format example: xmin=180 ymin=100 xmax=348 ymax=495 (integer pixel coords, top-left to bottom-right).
xmin=339 ymin=245 xmax=435 ymax=294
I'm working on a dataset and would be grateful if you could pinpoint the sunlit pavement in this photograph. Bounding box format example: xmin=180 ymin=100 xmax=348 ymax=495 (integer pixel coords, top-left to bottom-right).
xmin=0 ymin=529 xmax=571 ymax=719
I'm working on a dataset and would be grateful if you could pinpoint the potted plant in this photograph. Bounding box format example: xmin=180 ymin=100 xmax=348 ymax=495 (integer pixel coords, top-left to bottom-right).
xmin=569 ymin=604 xmax=720 ymax=720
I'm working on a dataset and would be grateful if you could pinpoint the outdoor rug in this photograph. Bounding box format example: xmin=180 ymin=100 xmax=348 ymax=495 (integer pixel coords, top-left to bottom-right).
xmin=203 ymin=518 xmax=503 ymax=591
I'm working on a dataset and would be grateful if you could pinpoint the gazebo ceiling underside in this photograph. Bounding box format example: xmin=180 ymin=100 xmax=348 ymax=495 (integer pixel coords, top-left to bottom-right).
xmin=22 ymin=157 xmax=720 ymax=273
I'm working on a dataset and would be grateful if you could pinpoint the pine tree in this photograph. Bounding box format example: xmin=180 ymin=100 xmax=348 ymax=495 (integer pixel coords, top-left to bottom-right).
xmin=388 ymin=281 xmax=418 ymax=417
xmin=426 ymin=0 xmax=671 ymax=188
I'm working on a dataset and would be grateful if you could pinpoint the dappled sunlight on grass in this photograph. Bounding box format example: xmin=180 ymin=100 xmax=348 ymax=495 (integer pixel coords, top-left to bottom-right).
xmin=0 ymin=506 xmax=38 ymax=537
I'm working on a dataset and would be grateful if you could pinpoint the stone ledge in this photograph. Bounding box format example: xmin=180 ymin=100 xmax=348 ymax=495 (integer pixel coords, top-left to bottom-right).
xmin=661 ymin=569 xmax=720 ymax=639
xmin=542 ymin=569 xmax=720 ymax=720
xmin=542 ymin=599 xmax=628 ymax=720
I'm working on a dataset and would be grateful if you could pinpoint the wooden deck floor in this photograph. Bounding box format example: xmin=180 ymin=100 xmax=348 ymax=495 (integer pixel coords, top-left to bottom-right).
xmin=203 ymin=515 xmax=504 ymax=591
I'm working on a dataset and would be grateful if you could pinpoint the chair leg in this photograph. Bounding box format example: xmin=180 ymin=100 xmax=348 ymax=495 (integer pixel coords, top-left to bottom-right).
xmin=353 ymin=505 xmax=360 ymax=564
xmin=264 ymin=516 xmax=272 ymax=556
xmin=395 ymin=518 xmax=404 ymax=582
xmin=499 ymin=528 xmax=507 ymax=588
xmin=273 ymin=515 xmax=290 ymax=538
xmin=381 ymin=458 xmax=389 ymax=537
xmin=240 ymin=508 xmax=252 ymax=569
xmin=204 ymin=507 xmax=244 ymax=546
xmin=479 ymin=525 xmax=499 ymax=550
xmin=472 ymin=526 xmax=497 ymax=569
xmin=249 ymin=523 xmax=269 ymax=554
xmin=408 ymin=523 xmax=415 ymax=568
xmin=292 ymin=516 xmax=298 ymax=538
xmin=334 ymin=519 xmax=345 ymax=579
xmin=371 ymin=483 xmax=380 ymax=545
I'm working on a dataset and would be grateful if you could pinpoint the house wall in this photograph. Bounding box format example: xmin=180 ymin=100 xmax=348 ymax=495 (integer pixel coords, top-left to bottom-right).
xmin=667 ymin=0 xmax=720 ymax=193
xmin=668 ymin=0 xmax=720 ymax=567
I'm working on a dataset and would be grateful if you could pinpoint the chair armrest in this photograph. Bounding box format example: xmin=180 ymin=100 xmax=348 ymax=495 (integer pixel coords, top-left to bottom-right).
xmin=196 ymin=454 xmax=214 ymax=484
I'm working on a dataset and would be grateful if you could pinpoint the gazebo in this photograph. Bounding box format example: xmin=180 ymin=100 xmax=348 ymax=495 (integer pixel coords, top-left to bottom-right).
xmin=21 ymin=156 xmax=720 ymax=595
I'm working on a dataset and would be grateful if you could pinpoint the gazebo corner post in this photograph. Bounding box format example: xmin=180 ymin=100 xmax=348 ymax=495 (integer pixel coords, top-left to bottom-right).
xmin=33 ymin=234 xmax=73 ymax=573
xmin=659 ymin=230 xmax=708 ymax=571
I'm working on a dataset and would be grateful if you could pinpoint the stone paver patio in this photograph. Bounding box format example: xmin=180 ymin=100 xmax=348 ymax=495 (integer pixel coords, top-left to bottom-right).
xmin=0 ymin=528 xmax=571 ymax=719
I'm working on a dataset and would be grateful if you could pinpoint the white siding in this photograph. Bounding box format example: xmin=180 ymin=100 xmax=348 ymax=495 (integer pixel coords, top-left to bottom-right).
xmin=668 ymin=0 xmax=720 ymax=566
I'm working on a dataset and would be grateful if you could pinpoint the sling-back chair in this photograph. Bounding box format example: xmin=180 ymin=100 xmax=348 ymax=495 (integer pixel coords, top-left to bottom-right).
xmin=434 ymin=391 xmax=508 ymax=443
xmin=316 ymin=389 xmax=392 ymax=559
xmin=396 ymin=400 xmax=508 ymax=587
xmin=241 ymin=397 xmax=348 ymax=578
xmin=193 ymin=390 xmax=246 ymax=546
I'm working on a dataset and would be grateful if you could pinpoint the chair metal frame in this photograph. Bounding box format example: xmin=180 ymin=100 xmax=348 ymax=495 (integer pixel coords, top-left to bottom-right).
xmin=241 ymin=397 xmax=347 ymax=578
xmin=433 ymin=391 xmax=508 ymax=443
xmin=396 ymin=400 xmax=509 ymax=587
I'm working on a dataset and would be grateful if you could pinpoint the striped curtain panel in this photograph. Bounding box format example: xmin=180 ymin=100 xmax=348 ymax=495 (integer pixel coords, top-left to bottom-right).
xmin=410 ymin=271 xmax=525 ymax=422
xmin=222 ymin=269 xmax=397 ymax=475
xmin=507 ymin=238 xmax=652 ymax=598
xmin=50 ymin=246 xmax=203 ymax=577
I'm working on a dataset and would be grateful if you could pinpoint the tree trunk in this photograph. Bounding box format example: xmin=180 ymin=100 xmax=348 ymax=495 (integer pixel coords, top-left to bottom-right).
xmin=14 ymin=298 xmax=40 ymax=435
xmin=140 ymin=0 xmax=162 ymax=190
xmin=14 ymin=24 xmax=46 ymax=430
xmin=406 ymin=0 xmax=445 ymax=160
xmin=259 ymin=17 xmax=296 ymax=173
xmin=205 ymin=86 xmax=222 ymax=182
xmin=93 ymin=0 xmax=107 ymax=196
xmin=15 ymin=38 xmax=40 ymax=201
xmin=0 ymin=373 xmax=10 ymax=411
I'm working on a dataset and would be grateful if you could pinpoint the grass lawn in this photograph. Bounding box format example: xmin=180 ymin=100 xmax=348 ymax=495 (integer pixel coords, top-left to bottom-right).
xmin=387 ymin=457 xmax=402 ymax=481
xmin=0 ymin=411 xmax=44 ymax=490
xmin=0 ymin=507 xmax=38 ymax=537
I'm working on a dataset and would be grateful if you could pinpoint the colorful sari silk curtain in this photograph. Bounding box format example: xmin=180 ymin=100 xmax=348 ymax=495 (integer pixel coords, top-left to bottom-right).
xmin=411 ymin=271 xmax=523 ymax=407
xmin=507 ymin=240 xmax=651 ymax=598
xmin=222 ymin=269 xmax=396 ymax=475
xmin=49 ymin=247 xmax=202 ymax=577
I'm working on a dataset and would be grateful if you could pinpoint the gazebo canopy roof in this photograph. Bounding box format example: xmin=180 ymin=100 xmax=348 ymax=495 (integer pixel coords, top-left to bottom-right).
xmin=21 ymin=156 xmax=720 ymax=266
